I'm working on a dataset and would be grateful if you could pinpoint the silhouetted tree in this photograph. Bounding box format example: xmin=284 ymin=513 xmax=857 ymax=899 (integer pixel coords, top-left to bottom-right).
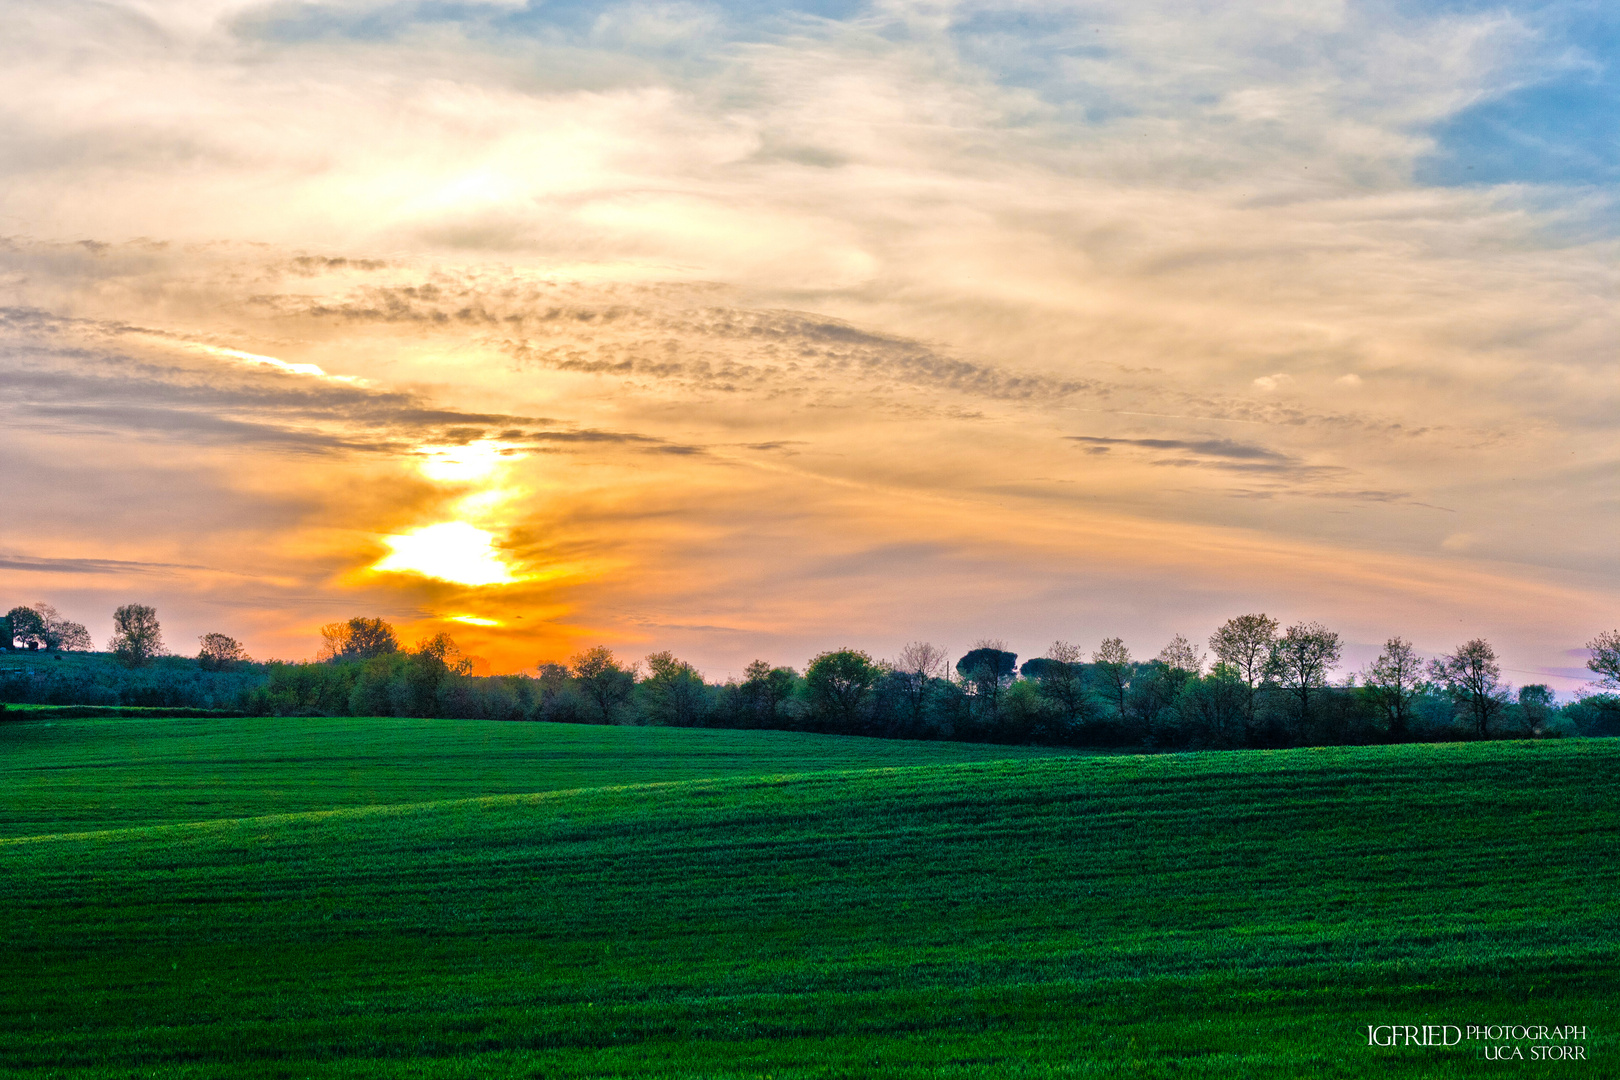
xmin=1209 ymin=614 xmax=1278 ymax=736
xmin=957 ymin=642 xmax=1017 ymax=728
xmin=1430 ymin=639 xmax=1508 ymax=738
xmin=109 ymin=604 xmax=164 ymax=668
xmin=318 ymin=617 xmax=400 ymax=662
xmin=416 ymin=633 xmax=473 ymax=675
xmin=1587 ymin=630 xmax=1620 ymax=690
xmin=5 ymin=606 xmax=46 ymax=650
xmin=893 ymin=642 xmax=948 ymax=725
xmin=197 ymin=633 xmax=251 ymax=671
xmin=1362 ymin=636 xmax=1423 ymax=739
xmin=30 ymin=604 xmax=92 ymax=652
xmin=570 ymin=646 xmax=636 ymax=723
xmin=1267 ymin=621 xmax=1341 ymax=738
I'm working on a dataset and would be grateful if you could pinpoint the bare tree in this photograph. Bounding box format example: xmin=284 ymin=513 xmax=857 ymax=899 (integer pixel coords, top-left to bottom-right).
xmin=1046 ymin=641 xmax=1083 ymax=666
xmin=1092 ymin=637 xmax=1132 ymax=721
xmin=893 ymin=642 xmax=947 ymax=722
xmin=1032 ymin=641 xmax=1089 ymax=728
xmin=1157 ymin=634 xmax=1204 ymax=674
xmin=1587 ymin=630 xmax=1620 ymax=690
xmin=1430 ymin=639 xmax=1509 ymax=739
xmin=197 ymin=633 xmax=251 ymax=671
xmin=1362 ymin=636 xmax=1423 ymax=740
xmin=1209 ymin=614 xmax=1278 ymax=734
xmin=109 ymin=604 xmax=164 ymax=667
xmin=1267 ymin=621 xmax=1342 ymax=736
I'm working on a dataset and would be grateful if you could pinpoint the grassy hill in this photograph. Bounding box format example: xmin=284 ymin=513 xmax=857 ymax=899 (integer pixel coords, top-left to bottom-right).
xmin=0 ymin=713 xmax=1077 ymax=836
xmin=1 ymin=717 xmax=1615 ymax=1078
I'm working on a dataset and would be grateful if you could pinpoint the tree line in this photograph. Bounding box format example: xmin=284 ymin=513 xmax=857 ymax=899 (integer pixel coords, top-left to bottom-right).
xmin=6 ymin=605 xmax=1620 ymax=746
xmin=2 ymin=602 xmax=244 ymax=668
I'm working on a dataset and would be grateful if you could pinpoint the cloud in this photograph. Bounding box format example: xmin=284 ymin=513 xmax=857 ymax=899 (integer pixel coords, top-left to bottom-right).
xmin=255 ymin=281 xmax=1101 ymax=401
xmin=0 ymin=553 xmax=204 ymax=575
xmin=0 ymin=0 xmax=1615 ymax=687
xmin=1067 ymin=435 xmax=1293 ymax=462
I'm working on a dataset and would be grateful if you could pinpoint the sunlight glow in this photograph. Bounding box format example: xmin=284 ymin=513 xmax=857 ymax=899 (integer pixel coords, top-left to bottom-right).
xmin=417 ymin=442 xmax=519 ymax=483
xmin=373 ymin=522 xmax=518 ymax=586
xmin=455 ymin=488 xmax=515 ymax=516
xmin=450 ymin=615 xmax=500 ymax=626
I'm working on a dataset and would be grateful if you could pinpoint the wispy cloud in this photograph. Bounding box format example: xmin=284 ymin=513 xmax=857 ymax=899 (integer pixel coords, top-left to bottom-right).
xmin=1068 ymin=436 xmax=1294 ymax=462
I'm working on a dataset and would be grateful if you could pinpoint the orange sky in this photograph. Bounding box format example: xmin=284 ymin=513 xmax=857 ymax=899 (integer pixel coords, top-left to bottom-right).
xmin=1 ymin=0 xmax=1616 ymax=689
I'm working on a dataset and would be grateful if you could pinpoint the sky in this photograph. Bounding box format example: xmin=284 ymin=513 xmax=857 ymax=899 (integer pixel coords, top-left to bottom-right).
xmin=0 ymin=0 xmax=1615 ymax=687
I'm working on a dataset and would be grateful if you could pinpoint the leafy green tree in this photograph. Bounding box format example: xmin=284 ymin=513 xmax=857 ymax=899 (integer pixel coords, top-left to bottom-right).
xmin=805 ymin=648 xmax=878 ymax=731
xmin=197 ymin=633 xmax=251 ymax=671
xmin=1515 ymin=684 xmax=1556 ymax=737
xmin=1267 ymin=621 xmax=1341 ymax=738
xmin=642 ymin=652 xmax=709 ymax=727
xmin=1022 ymin=641 xmax=1089 ymax=732
xmin=109 ymin=604 xmax=164 ymax=668
xmin=1126 ymin=659 xmax=1196 ymax=743
xmin=1429 ymin=638 xmax=1509 ymax=739
xmin=1000 ymin=678 xmax=1048 ymax=742
xmin=1362 ymin=636 xmax=1423 ymax=739
xmin=534 ymin=662 xmax=584 ymax=723
xmin=348 ymin=653 xmax=406 ymax=716
xmin=740 ymin=659 xmax=797 ymax=727
xmin=571 ymin=646 xmax=636 ymax=723
xmin=1209 ymin=614 xmax=1278 ymax=735
xmin=1173 ymin=663 xmax=1248 ymax=747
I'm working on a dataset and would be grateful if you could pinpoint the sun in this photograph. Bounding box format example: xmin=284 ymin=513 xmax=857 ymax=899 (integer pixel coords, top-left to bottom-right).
xmin=373 ymin=522 xmax=518 ymax=586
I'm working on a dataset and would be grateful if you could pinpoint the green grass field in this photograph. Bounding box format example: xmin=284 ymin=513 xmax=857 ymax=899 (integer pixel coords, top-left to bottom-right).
xmin=2 ymin=716 xmax=1616 ymax=1078
xmin=0 ymin=714 xmax=1077 ymax=836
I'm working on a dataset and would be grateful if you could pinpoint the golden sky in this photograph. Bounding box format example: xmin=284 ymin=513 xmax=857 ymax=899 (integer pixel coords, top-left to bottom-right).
xmin=1 ymin=0 xmax=1616 ymax=687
